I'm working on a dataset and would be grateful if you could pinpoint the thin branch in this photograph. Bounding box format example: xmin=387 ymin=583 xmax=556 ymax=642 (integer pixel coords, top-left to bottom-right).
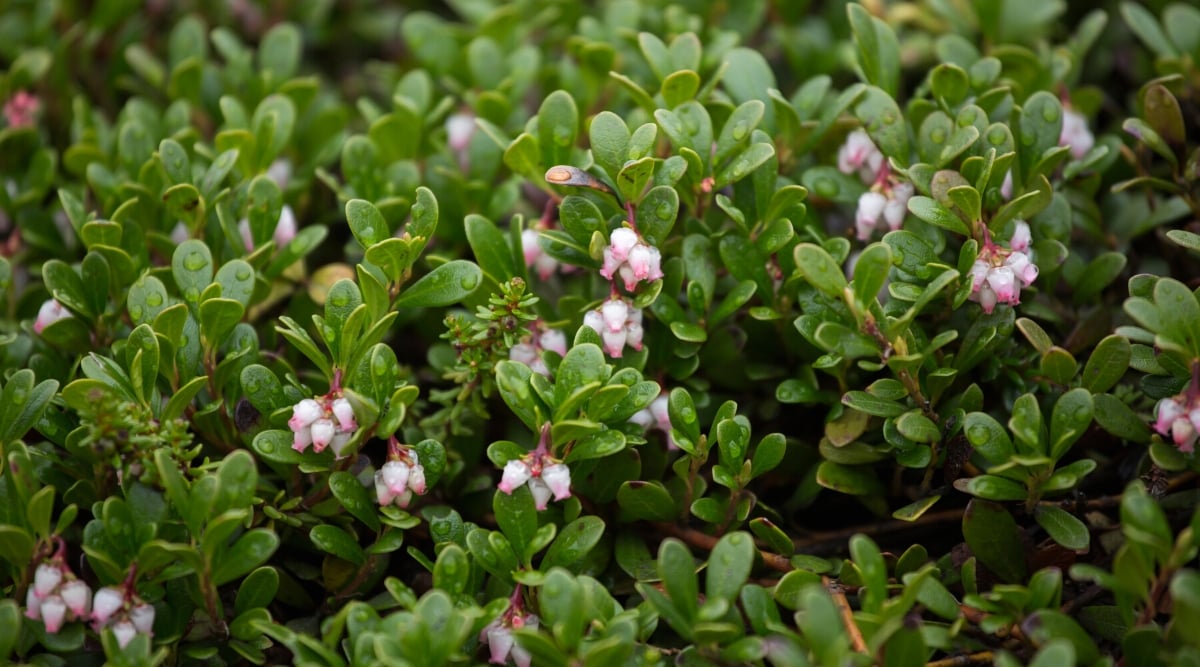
xmin=925 ymin=651 xmax=994 ymax=667
xmin=823 ymin=575 xmax=870 ymax=655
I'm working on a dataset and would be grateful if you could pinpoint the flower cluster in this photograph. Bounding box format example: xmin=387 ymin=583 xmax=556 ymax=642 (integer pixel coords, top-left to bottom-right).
xmin=25 ymin=560 xmax=91 ymax=634
xmin=289 ymin=394 xmax=358 ymax=457
xmin=480 ymin=607 xmax=538 ymax=667
xmin=509 ymin=326 xmax=567 ymax=377
xmin=1154 ymin=394 xmax=1200 ymax=453
xmin=583 ymin=297 xmax=643 ymax=358
xmin=91 ymin=585 xmax=156 ymax=649
xmin=599 ymin=227 xmax=663 ymax=292
xmin=4 ymin=90 xmax=40 ymax=128
xmin=499 ymin=452 xmax=571 ymax=511
xmin=838 ymin=129 xmax=885 ymax=184
xmin=631 ymin=393 xmax=677 ymax=449
xmin=375 ymin=447 xmax=428 ymax=509
xmin=33 ymin=299 xmax=72 ymax=334
xmin=968 ymin=221 xmax=1039 ymax=314
xmin=854 ymin=182 xmax=914 ymax=241
xmin=521 ymin=228 xmax=561 ymax=281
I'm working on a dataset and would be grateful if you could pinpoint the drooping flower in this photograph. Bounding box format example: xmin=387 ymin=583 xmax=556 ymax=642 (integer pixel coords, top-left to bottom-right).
xmin=34 ymin=300 xmax=72 ymax=334
xmin=583 ymin=298 xmax=644 ymax=358
xmin=837 ymin=129 xmax=885 ymax=184
xmin=521 ymin=228 xmax=560 ymax=281
xmin=24 ymin=556 xmax=92 ymax=635
xmin=481 ymin=612 xmax=538 ymax=667
xmin=632 ymin=393 xmax=678 ymax=449
xmin=967 ymin=221 xmax=1039 ymax=314
xmin=91 ymin=586 xmax=125 ymax=625
xmin=507 ymin=324 xmax=569 ymax=377
xmin=497 ymin=453 xmax=571 ymax=511
xmin=289 ymin=393 xmax=359 ymax=457
xmin=599 ymin=227 xmax=663 ymax=292
xmin=1154 ymin=396 xmax=1200 ymax=454
xmin=1060 ymin=108 xmax=1094 ymax=160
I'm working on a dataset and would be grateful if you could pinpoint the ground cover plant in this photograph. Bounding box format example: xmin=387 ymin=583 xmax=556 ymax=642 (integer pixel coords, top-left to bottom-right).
xmin=2 ymin=0 xmax=1200 ymax=665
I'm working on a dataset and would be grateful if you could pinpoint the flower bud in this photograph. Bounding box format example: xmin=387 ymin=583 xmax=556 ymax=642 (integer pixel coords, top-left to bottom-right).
xmin=521 ymin=229 xmax=542 ymax=268
xmin=529 ymin=477 xmax=553 ymax=510
xmin=292 ymin=427 xmax=313 ymax=453
xmin=25 ymin=587 xmax=40 ymax=620
xmin=624 ymin=321 xmax=644 ymax=351
xmin=92 ymin=586 xmax=125 ymax=624
xmin=130 ymin=603 xmax=155 ymax=635
xmin=34 ymin=563 xmax=63 ymax=599
xmin=274 ymin=205 xmax=297 ymax=248
xmin=986 ymin=266 xmax=1017 ymax=303
xmin=112 ymin=620 xmax=138 ymax=648
xmin=600 ymin=299 xmax=629 ymax=333
xmin=509 ymin=343 xmax=538 ymax=365
xmin=34 ymin=300 xmax=72 ymax=334
xmin=329 ymin=431 xmax=353 ymax=458
xmin=609 ymin=227 xmax=639 ymax=261
xmin=498 ymin=460 xmax=532 ymax=494
xmin=41 ymin=596 xmax=66 ymax=633
xmin=601 ymin=328 xmax=627 ymax=357
xmin=60 ymin=579 xmax=91 ymax=617
xmin=288 ymin=399 xmax=323 ymax=432
xmin=310 ymin=419 xmax=336 ymax=452
xmin=408 ymin=460 xmax=427 ymax=495
xmin=331 ymin=397 xmax=357 ymax=432
xmin=380 ymin=461 xmax=410 ymax=495
xmin=1010 ymin=220 xmax=1032 ymax=252
xmin=1156 ymin=398 xmax=1184 ymax=435
xmin=539 ymin=329 xmax=567 ymax=356
xmin=582 ymin=311 xmax=603 ymax=334
xmin=541 ymin=463 xmax=572 ymax=501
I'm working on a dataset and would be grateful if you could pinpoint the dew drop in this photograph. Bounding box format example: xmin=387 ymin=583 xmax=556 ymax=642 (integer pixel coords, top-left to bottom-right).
xmin=958 ymin=110 xmax=977 ymax=126
xmin=656 ymin=203 xmax=673 ymax=220
xmin=184 ymin=287 xmax=200 ymax=301
xmin=1042 ymin=105 xmax=1059 ymax=123
xmin=146 ymin=293 xmax=163 ymax=307
xmin=129 ymin=305 xmax=144 ymax=321
xmin=259 ymin=439 xmax=275 ymax=454
xmin=988 ymin=128 xmax=1007 ymax=146
xmin=680 ymin=406 xmax=697 ymax=424
xmin=553 ymin=126 xmax=571 ymax=147
xmin=731 ymin=122 xmax=748 ymax=141
xmin=236 ymin=268 xmax=252 ymax=281
xmin=10 ymin=388 xmax=27 ymax=405
xmin=931 ymin=129 xmax=947 ymax=144
xmin=460 ymin=273 xmax=479 ymax=290
xmin=244 ymin=380 xmax=259 ymax=393
xmin=882 ymin=111 xmax=896 ymax=124
xmin=184 ymin=252 xmax=207 ymax=271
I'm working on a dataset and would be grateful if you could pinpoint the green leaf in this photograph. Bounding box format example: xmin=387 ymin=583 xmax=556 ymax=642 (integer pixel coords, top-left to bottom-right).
xmin=309 ymin=524 xmax=365 ymax=566
xmin=842 ymin=391 xmax=906 ymax=417
xmin=617 ymin=481 xmax=677 ymax=522
xmin=815 ymin=461 xmax=883 ymax=496
xmin=235 ymin=567 xmax=280 ymax=615
xmin=393 ymin=260 xmax=482 ymax=309
xmin=494 ymin=485 xmax=538 ymax=563
xmin=1022 ymin=610 xmax=1100 ymax=664
xmin=852 ymin=242 xmax=892 ymax=305
xmin=589 ymin=111 xmax=629 ymax=181
xmin=213 ymin=529 xmax=280 ymax=585
xmin=346 ymin=199 xmax=388 ymax=248
xmin=0 ymin=599 xmax=22 ymax=659
xmin=962 ymin=499 xmax=1026 ymax=582
xmin=1048 ymin=388 xmax=1093 ymax=461
xmin=542 ymin=516 xmax=605 ymax=572
xmin=636 ymin=185 xmax=680 ymax=246
xmin=0 ymin=371 xmax=59 ymax=446
xmin=1093 ymin=393 xmax=1152 ymax=443
xmin=173 ymin=239 xmax=214 ymax=304
xmin=907 ymin=196 xmax=970 ymax=236
xmin=658 ymin=539 xmax=699 ymax=623
xmin=848 ymin=3 xmax=901 ymax=97
xmin=330 ymin=471 xmax=382 ymax=533
xmin=199 ymin=298 xmax=246 ymax=345
xmin=466 ymin=214 xmax=517 ymax=284
xmin=1120 ymin=2 xmax=1178 ymax=59
xmin=1034 ymin=505 xmax=1090 ymax=551
xmin=793 ymin=243 xmax=847 ymax=298
xmin=714 ymin=100 xmax=765 ymax=166
xmin=707 ymin=532 xmax=754 ymax=604
xmin=538 ymin=90 xmax=578 ymax=168
xmin=954 ymin=474 xmax=1029 ymax=502
xmin=0 ymin=526 xmax=34 ymax=567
